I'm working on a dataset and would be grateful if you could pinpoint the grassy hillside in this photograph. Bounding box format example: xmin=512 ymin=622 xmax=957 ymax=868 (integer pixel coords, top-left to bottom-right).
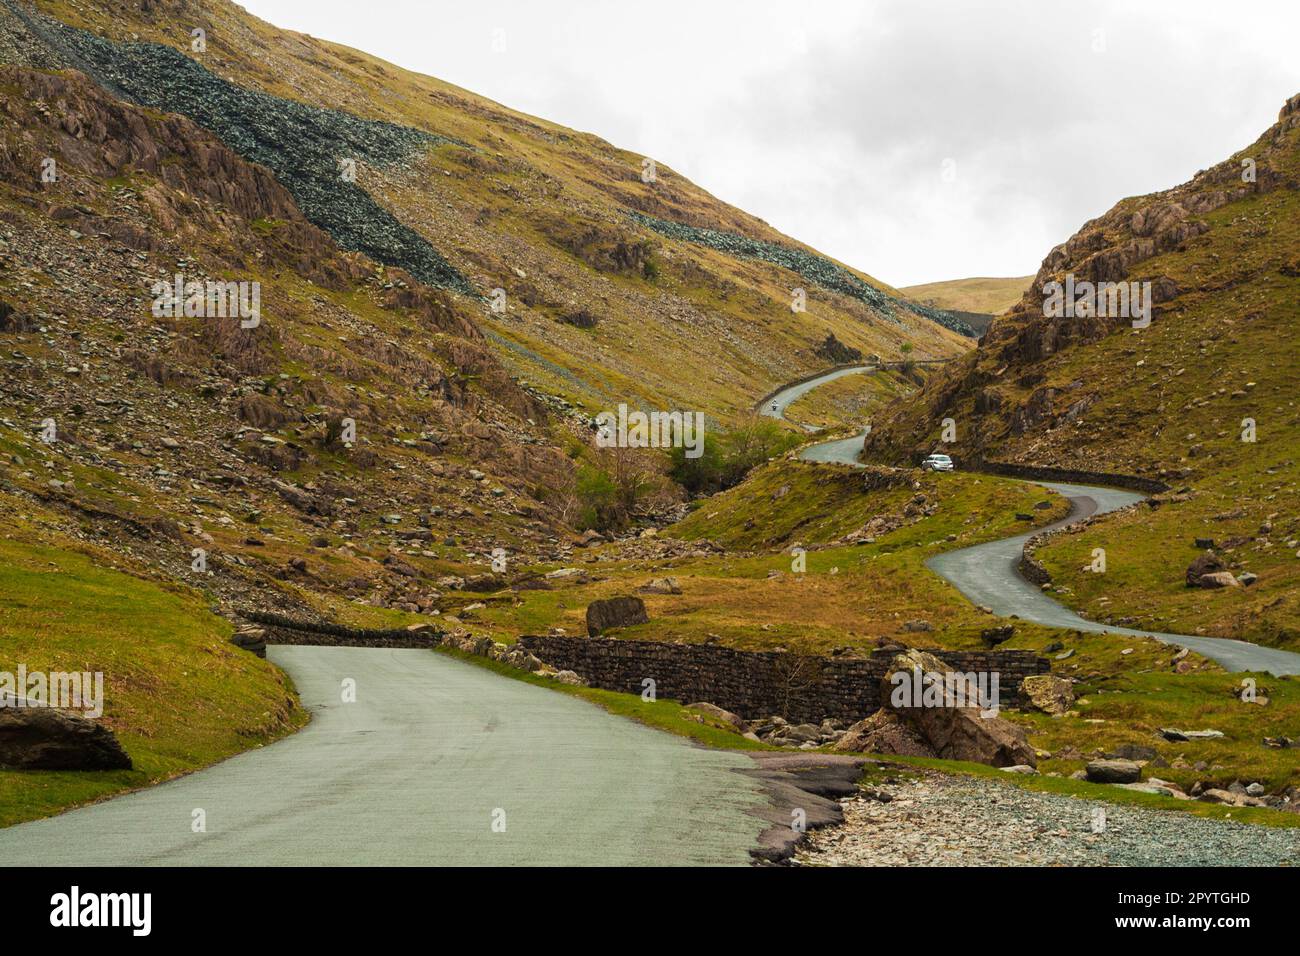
xmin=0 ymin=523 xmax=304 ymax=826
xmin=467 ymin=461 xmax=1072 ymax=652
xmin=0 ymin=61 xmax=576 ymax=627
xmin=0 ymin=0 xmax=975 ymax=631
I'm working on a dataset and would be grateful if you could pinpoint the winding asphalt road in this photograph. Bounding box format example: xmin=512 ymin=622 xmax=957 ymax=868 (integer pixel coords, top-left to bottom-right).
xmin=0 ymin=647 xmax=769 ymax=864
xmin=768 ymin=368 xmax=1300 ymax=676
xmin=759 ymin=365 xmax=870 ymax=432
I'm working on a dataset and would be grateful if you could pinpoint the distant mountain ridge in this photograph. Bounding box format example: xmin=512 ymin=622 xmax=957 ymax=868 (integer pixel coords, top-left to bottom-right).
xmin=901 ymin=276 xmax=1033 ymax=317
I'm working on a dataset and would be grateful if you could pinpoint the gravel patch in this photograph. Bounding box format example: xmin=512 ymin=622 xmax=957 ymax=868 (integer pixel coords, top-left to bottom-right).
xmin=794 ymin=769 xmax=1300 ymax=867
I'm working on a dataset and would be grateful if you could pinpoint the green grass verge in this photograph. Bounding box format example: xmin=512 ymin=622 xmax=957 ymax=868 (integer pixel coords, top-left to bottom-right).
xmin=0 ymin=536 xmax=305 ymax=828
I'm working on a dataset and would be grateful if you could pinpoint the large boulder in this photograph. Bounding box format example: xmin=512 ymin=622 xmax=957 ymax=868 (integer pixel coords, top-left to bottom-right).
xmin=1085 ymin=759 xmax=1142 ymax=784
xmin=880 ymin=649 xmax=1036 ymax=768
xmin=0 ymin=706 xmax=132 ymax=770
xmin=904 ymin=704 xmax=1037 ymax=768
xmin=1020 ymin=674 xmax=1075 ymax=715
xmin=585 ymin=596 xmax=649 ymax=636
xmin=981 ymin=624 xmax=1016 ymax=646
xmin=1185 ymin=551 xmax=1226 ymax=587
xmin=832 ymin=709 xmax=935 ymax=757
xmin=686 ymin=702 xmax=748 ymax=734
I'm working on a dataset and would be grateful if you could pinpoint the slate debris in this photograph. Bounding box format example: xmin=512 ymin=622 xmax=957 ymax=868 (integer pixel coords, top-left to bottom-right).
xmin=24 ymin=8 xmax=475 ymax=294
xmin=795 ymin=770 xmax=1300 ymax=867
xmin=629 ymin=211 xmax=976 ymax=337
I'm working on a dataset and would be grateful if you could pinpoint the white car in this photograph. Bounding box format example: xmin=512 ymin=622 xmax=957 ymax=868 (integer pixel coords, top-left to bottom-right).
xmin=921 ymin=453 xmax=954 ymax=472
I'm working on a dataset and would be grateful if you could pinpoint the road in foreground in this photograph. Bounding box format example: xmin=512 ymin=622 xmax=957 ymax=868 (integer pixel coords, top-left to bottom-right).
xmin=766 ymin=368 xmax=1300 ymax=676
xmin=0 ymin=647 xmax=768 ymax=865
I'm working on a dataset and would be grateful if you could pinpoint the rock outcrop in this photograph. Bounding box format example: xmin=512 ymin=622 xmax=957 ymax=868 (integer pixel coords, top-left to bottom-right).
xmin=875 ymin=649 xmax=1037 ymax=768
xmin=0 ymin=706 xmax=132 ymax=770
xmin=585 ymin=596 xmax=650 ymax=636
xmin=832 ymin=709 xmax=934 ymax=757
xmin=1019 ymin=674 xmax=1074 ymax=715
xmin=814 ymin=332 xmax=864 ymax=364
xmin=1085 ymin=759 xmax=1142 ymax=784
xmin=1185 ymin=551 xmax=1226 ymax=586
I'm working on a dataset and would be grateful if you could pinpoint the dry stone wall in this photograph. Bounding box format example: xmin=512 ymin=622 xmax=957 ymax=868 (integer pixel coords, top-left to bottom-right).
xmin=517 ymin=636 xmax=1049 ymax=723
xmin=244 ymin=612 xmax=443 ymax=649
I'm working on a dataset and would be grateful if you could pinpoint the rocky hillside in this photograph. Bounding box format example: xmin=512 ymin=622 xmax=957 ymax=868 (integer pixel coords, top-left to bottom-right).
xmin=0 ymin=0 xmax=977 ymax=629
xmin=0 ymin=61 xmax=573 ymax=625
xmin=1 ymin=0 xmax=972 ymax=429
xmin=867 ymin=93 xmax=1300 ymax=646
xmin=867 ymin=94 xmax=1300 ymax=477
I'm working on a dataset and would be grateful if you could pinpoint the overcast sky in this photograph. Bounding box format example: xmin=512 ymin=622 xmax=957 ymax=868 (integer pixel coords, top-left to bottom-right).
xmin=242 ymin=0 xmax=1300 ymax=287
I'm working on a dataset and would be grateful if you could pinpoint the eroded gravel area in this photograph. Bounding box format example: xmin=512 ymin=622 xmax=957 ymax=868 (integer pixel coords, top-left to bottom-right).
xmin=794 ymin=770 xmax=1300 ymax=867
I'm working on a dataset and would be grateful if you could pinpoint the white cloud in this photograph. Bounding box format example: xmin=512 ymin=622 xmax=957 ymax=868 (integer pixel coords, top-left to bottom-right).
xmin=242 ymin=0 xmax=1300 ymax=286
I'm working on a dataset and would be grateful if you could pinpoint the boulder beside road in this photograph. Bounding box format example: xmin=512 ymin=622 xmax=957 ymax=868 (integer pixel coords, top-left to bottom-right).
xmin=685 ymin=702 xmax=748 ymax=734
xmin=0 ymin=705 xmax=132 ymax=770
xmin=833 ymin=709 xmax=933 ymax=757
xmin=832 ymin=649 xmax=1037 ymax=768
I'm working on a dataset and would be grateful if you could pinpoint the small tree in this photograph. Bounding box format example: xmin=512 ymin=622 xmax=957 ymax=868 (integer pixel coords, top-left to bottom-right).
xmin=574 ymin=464 xmax=618 ymax=531
xmin=669 ymin=415 xmax=797 ymax=495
